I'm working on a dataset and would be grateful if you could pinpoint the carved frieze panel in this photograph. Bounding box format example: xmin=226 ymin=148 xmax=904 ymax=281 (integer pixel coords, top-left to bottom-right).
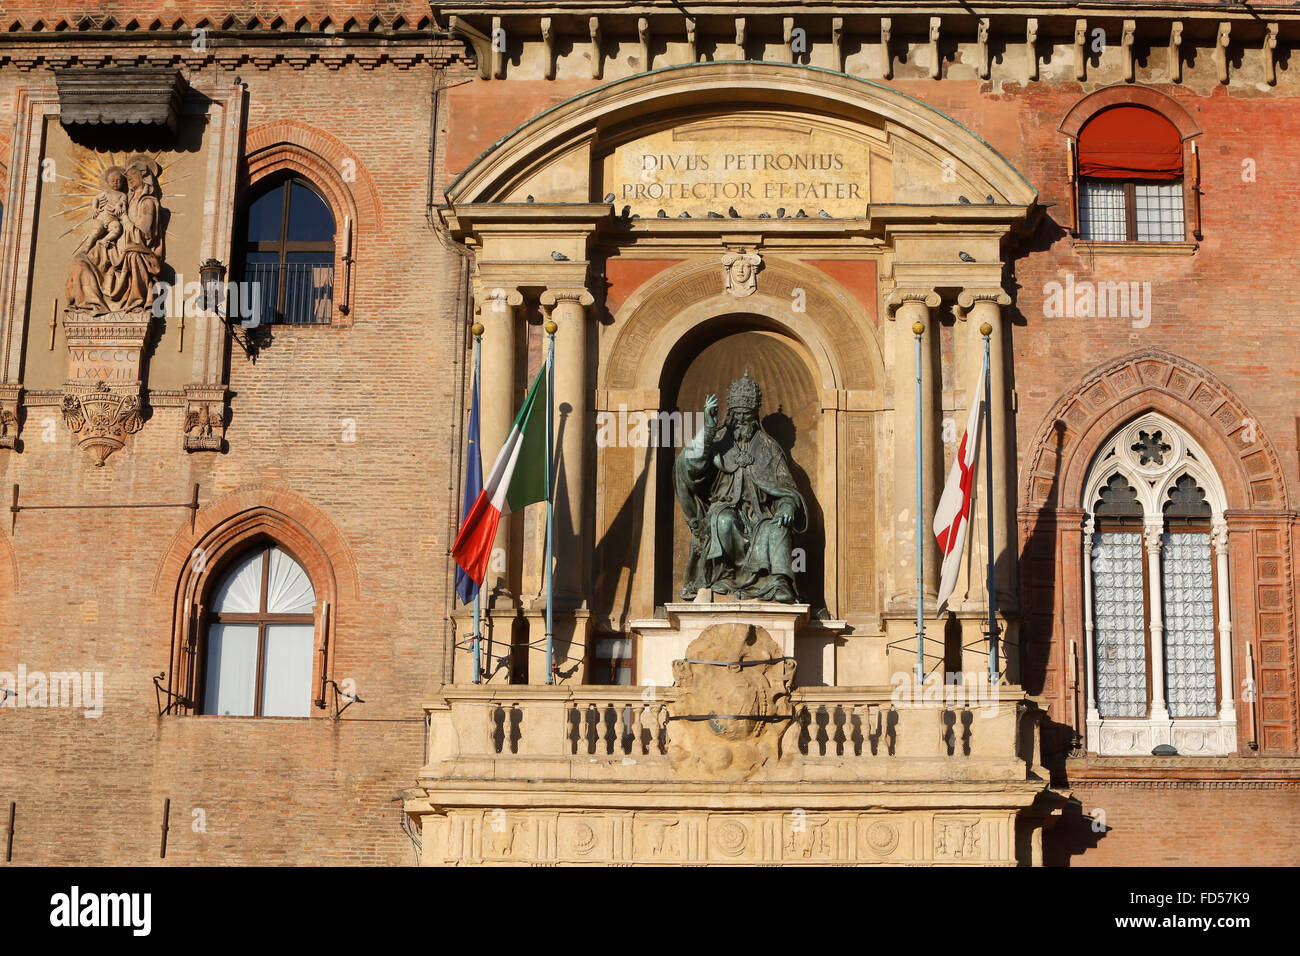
xmin=431 ymin=809 xmax=1018 ymax=865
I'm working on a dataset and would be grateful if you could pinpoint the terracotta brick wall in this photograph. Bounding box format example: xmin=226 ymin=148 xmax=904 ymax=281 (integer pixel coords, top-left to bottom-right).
xmin=0 ymin=59 xmax=461 ymax=865
xmin=0 ymin=22 xmax=1295 ymax=865
xmin=1048 ymin=778 xmax=1300 ymax=866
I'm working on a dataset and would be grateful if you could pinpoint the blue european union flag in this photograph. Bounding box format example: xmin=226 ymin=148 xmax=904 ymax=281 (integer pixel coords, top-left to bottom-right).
xmin=455 ymin=359 xmax=483 ymax=606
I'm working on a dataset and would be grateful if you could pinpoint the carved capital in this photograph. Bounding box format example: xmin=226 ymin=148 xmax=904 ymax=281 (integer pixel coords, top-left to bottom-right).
xmin=954 ymin=287 xmax=1011 ymax=320
xmin=540 ymin=288 xmax=595 ymax=309
xmin=1143 ymin=520 xmax=1164 ymax=555
xmin=475 ymin=286 xmax=525 ymax=315
xmin=885 ymin=288 xmax=939 ymax=319
xmin=1211 ymin=519 xmax=1230 ymax=554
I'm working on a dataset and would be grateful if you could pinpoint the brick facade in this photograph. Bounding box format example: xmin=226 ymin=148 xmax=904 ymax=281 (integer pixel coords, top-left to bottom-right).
xmin=1 ymin=4 xmax=1297 ymax=866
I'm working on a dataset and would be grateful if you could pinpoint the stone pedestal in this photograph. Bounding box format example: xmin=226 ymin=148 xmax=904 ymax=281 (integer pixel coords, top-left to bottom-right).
xmin=61 ymin=308 xmax=151 ymax=465
xmin=451 ymin=605 xmax=524 ymax=685
xmin=524 ymin=606 xmax=591 ymax=685
xmin=631 ymin=595 xmax=846 ymax=688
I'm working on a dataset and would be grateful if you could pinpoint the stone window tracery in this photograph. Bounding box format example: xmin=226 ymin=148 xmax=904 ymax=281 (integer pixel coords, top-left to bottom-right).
xmin=1081 ymin=413 xmax=1236 ymax=755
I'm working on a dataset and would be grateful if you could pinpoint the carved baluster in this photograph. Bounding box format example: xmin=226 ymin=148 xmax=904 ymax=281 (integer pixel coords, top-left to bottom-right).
xmin=658 ymin=704 xmax=670 ymax=754
xmin=640 ymin=704 xmax=657 ymax=756
xmin=629 ymin=704 xmax=643 ymax=754
xmin=833 ymin=704 xmax=847 ymax=756
xmin=489 ymin=703 xmax=503 ymax=754
xmin=585 ymin=703 xmax=598 ymax=754
xmin=565 ymin=702 xmax=578 ymax=755
xmin=613 ymin=703 xmax=627 ymax=755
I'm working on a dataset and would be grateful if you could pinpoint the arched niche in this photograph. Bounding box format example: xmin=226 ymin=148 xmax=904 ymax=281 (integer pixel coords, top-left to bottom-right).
xmin=654 ymin=320 xmax=825 ymax=610
xmin=592 ymin=256 xmax=884 ymax=627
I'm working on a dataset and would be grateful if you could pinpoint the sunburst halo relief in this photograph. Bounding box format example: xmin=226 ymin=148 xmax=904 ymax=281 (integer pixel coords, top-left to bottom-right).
xmin=54 ymin=149 xmax=187 ymax=240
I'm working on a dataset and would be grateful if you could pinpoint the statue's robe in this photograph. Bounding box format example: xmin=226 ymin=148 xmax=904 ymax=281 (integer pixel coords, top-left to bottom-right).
xmin=674 ymin=423 xmax=806 ymax=602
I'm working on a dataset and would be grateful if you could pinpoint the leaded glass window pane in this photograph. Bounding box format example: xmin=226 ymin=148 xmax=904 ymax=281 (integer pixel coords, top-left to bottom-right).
xmin=1093 ymin=531 xmax=1146 ymax=717
xmin=1162 ymin=532 xmax=1216 ymax=718
xmin=1134 ymin=182 xmax=1185 ymax=242
xmin=1079 ymin=181 xmax=1126 ymax=241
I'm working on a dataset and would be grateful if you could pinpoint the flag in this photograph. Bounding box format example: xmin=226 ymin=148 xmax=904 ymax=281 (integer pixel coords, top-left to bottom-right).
xmin=933 ymin=361 xmax=986 ymax=612
xmin=454 ymin=358 xmax=483 ymax=606
xmin=451 ymin=364 xmax=549 ymax=586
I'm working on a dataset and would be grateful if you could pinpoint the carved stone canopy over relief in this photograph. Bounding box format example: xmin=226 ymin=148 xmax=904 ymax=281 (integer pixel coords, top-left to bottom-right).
xmin=668 ymin=622 xmax=798 ymax=781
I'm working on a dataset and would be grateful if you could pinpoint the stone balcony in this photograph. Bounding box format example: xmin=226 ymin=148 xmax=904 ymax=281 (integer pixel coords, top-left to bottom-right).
xmin=404 ymin=682 xmax=1066 ymax=866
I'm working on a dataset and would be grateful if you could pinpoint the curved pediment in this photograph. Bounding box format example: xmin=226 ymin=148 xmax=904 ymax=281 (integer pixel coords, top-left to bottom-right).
xmin=446 ymin=62 xmax=1037 ymax=213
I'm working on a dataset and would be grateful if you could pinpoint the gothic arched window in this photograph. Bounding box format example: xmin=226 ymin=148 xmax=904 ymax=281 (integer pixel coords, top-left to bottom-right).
xmin=1081 ymin=414 xmax=1234 ymax=755
xmin=239 ymin=176 xmax=336 ymax=324
xmin=202 ymin=543 xmax=318 ymax=716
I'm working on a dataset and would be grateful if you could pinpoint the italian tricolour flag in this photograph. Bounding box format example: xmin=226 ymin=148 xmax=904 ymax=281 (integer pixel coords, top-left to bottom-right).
xmin=451 ymin=365 xmax=549 ymax=585
xmin=933 ymin=362 xmax=986 ymax=612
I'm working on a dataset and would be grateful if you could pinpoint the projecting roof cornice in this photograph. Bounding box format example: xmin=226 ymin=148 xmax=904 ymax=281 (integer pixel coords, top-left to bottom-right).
xmin=434 ymin=4 xmax=1293 ymax=86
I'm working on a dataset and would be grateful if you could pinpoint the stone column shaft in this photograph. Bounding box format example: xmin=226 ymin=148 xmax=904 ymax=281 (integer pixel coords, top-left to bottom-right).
xmin=1212 ymin=520 xmax=1236 ymax=723
xmin=888 ymin=290 xmax=941 ymax=606
xmin=478 ymin=288 xmax=522 ymax=600
xmin=958 ymin=289 xmax=1015 ymax=605
xmin=1144 ymin=520 xmax=1170 ymax=723
xmin=542 ymin=288 xmax=594 ymax=606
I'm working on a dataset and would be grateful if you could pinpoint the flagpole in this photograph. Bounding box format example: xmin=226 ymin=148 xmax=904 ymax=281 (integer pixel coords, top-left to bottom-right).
xmin=981 ymin=322 xmax=999 ymax=683
xmin=544 ymin=319 xmax=557 ymax=685
xmin=471 ymin=325 xmax=483 ymax=685
xmin=913 ymin=320 xmax=925 ymax=686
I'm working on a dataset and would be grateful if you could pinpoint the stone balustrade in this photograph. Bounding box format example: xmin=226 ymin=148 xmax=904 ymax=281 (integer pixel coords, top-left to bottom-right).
xmin=421 ymin=682 xmax=1047 ymax=783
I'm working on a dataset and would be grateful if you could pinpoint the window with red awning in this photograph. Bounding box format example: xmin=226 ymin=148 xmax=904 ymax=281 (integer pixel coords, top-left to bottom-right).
xmin=1077 ymin=105 xmax=1183 ymax=181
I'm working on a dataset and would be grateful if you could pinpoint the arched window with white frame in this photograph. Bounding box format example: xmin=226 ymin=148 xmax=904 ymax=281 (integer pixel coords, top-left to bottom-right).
xmin=201 ymin=543 xmax=318 ymax=717
xmin=1081 ymin=413 xmax=1236 ymax=756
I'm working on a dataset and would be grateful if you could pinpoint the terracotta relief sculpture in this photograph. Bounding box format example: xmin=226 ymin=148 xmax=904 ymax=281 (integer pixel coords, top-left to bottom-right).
xmin=65 ymin=155 xmax=165 ymax=316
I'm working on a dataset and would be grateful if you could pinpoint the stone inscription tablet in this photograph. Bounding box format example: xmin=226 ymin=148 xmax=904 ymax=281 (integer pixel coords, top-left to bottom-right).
xmin=610 ymin=119 xmax=872 ymax=219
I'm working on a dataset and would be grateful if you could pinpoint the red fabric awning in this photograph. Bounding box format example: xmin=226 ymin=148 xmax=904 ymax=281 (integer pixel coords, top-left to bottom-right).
xmin=1077 ymin=105 xmax=1183 ymax=180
